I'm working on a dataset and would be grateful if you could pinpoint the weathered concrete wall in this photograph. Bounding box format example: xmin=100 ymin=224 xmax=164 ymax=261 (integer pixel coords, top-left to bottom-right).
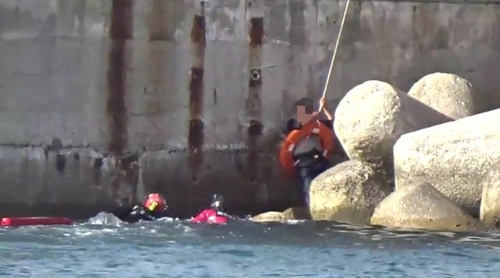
xmin=0 ymin=0 xmax=499 ymax=218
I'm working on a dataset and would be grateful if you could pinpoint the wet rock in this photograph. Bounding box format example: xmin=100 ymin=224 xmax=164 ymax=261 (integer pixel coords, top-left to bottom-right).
xmin=309 ymin=160 xmax=392 ymax=224
xmin=250 ymin=211 xmax=285 ymax=223
xmin=408 ymin=72 xmax=476 ymax=120
xmin=250 ymin=207 xmax=311 ymax=223
xmin=394 ymin=109 xmax=500 ymax=216
xmin=480 ymin=161 xmax=500 ymax=229
xmin=371 ymin=181 xmax=485 ymax=232
xmin=334 ymin=80 xmax=451 ymax=175
xmin=283 ymin=207 xmax=311 ymax=220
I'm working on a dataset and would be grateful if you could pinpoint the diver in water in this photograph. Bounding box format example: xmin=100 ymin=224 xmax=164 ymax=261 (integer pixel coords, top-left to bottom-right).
xmin=191 ymin=194 xmax=232 ymax=224
xmin=109 ymin=193 xmax=169 ymax=224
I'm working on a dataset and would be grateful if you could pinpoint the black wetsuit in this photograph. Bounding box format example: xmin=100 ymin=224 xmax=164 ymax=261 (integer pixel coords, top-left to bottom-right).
xmin=285 ymin=119 xmax=334 ymax=206
xmin=109 ymin=204 xmax=169 ymax=224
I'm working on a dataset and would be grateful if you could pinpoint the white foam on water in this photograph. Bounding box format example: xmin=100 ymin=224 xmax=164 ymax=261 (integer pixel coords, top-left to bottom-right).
xmin=87 ymin=212 xmax=123 ymax=226
xmin=156 ymin=217 xmax=177 ymax=222
xmin=458 ymin=235 xmax=500 ymax=242
xmin=181 ymin=224 xmax=194 ymax=233
xmin=72 ymin=227 xmax=118 ymax=237
xmin=433 ymin=232 xmax=456 ymax=238
xmin=386 ymin=233 xmax=426 ymax=239
xmin=285 ymin=219 xmax=306 ymax=225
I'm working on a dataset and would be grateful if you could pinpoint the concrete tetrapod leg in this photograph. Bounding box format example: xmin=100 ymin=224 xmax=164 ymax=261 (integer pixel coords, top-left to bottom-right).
xmin=309 ymin=160 xmax=392 ymax=225
xmin=334 ymin=80 xmax=452 ymax=176
xmin=370 ymin=182 xmax=485 ymax=232
xmin=408 ymin=72 xmax=478 ymax=120
xmin=480 ymin=161 xmax=500 ymax=229
xmin=394 ymin=108 xmax=500 ymax=216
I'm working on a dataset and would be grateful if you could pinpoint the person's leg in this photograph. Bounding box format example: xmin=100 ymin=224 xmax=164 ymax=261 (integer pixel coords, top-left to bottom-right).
xmin=310 ymin=158 xmax=332 ymax=179
xmin=319 ymin=159 xmax=332 ymax=174
xmin=296 ymin=167 xmax=313 ymax=207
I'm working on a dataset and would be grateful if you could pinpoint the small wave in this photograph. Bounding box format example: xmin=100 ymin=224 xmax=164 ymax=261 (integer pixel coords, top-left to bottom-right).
xmin=87 ymin=212 xmax=123 ymax=226
xmin=457 ymin=235 xmax=500 ymax=242
xmin=73 ymin=227 xmax=119 ymax=237
xmin=284 ymin=219 xmax=306 ymax=225
xmin=4 ymin=215 xmax=500 ymax=251
xmin=1 ymin=218 xmax=500 ymax=277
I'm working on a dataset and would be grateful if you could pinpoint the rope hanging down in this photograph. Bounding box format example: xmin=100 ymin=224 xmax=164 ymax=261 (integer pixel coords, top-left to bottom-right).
xmin=321 ymin=0 xmax=351 ymax=99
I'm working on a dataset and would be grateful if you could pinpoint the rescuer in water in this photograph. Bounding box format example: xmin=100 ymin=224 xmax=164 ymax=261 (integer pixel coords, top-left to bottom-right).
xmin=110 ymin=193 xmax=170 ymax=224
xmin=284 ymin=97 xmax=335 ymax=207
xmin=191 ymin=194 xmax=233 ymax=224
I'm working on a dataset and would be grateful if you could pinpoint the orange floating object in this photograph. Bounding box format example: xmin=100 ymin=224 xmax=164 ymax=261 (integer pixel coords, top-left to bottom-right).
xmin=1 ymin=217 xmax=73 ymax=227
xmin=279 ymin=121 xmax=335 ymax=176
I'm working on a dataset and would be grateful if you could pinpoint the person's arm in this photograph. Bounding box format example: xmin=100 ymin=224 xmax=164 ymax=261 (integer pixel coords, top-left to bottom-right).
xmin=109 ymin=205 xmax=135 ymax=219
xmin=318 ymin=120 xmax=333 ymax=130
xmin=322 ymin=105 xmax=334 ymax=121
xmin=316 ymin=97 xmax=334 ymax=130
xmin=191 ymin=210 xmax=208 ymax=223
xmin=319 ymin=97 xmax=334 ymax=121
xmin=220 ymin=211 xmax=234 ymax=219
xmin=303 ymin=111 xmax=322 ymax=127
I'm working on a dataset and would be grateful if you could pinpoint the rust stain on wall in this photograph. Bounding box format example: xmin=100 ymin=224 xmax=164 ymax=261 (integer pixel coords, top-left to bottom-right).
xmin=146 ymin=0 xmax=172 ymax=148
xmin=148 ymin=0 xmax=170 ymax=41
xmin=188 ymin=6 xmax=207 ymax=181
xmin=246 ymin=17 xmax=264 ymax=183
xmin=110 ymin=156 xmax=140 ymax=204
xmin=107 ymin=0 xmax=133 ymax=154
xmin=249 ymin=17 xmax=264 ymax=47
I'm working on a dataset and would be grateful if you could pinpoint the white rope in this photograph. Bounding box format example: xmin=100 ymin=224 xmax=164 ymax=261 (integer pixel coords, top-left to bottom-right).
xmin=321 ymin=0 xmax=351 ymax=99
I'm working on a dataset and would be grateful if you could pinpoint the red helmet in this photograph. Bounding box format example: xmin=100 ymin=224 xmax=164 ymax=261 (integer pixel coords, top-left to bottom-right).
xmin=143 ymin=193 xmax=167 ymax=213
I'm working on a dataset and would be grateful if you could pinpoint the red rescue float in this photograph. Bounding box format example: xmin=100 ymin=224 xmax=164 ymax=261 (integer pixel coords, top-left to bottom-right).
xmin=279 ymin=121 xmax=335 ymax=176
xmin=1 ymin=217 xmax=73 ymax=227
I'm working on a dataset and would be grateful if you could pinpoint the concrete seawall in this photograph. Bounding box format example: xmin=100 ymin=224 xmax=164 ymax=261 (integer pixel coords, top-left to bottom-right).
xmin=0 ymin=0 xmax=499 ymax=218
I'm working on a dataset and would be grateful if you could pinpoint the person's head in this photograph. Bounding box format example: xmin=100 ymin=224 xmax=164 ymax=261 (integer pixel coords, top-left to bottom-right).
xmin=143 ymin=193 xmax=167 ymax=213
xmin=296 ymin=97 xmax=315 ymax=123
xmin=210 ymin=194 xmax=225 ymax=211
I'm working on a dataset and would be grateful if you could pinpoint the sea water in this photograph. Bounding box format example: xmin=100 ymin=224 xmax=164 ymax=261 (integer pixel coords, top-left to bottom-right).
xmin=0 ymin=213 xmax=499 ymax=278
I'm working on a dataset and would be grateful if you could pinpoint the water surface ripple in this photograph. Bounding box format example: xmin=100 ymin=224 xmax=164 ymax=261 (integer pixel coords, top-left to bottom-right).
xmin=0 ymin=214 xmax=499 ymax=277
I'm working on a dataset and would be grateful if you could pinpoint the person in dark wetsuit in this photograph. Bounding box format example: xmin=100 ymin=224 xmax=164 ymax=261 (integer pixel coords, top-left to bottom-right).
xmin=285 ymin=97 xmax=335 ymax=207
xmin=110 ymin=193 xmax=169 ymax=224
xmin=191 ymin=194 xmax=232 ymax=224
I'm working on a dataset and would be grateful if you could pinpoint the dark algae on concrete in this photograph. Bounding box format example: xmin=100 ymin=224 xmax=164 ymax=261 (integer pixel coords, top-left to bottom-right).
xmin=107 ymin=0 xmax=133 ymax=154
xmin=188 ymin=2 xmax=206 ymax=184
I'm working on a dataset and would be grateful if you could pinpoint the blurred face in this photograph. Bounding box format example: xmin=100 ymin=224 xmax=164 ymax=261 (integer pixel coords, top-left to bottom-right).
xmin=296 ymin=105 xmax=313 ymax=123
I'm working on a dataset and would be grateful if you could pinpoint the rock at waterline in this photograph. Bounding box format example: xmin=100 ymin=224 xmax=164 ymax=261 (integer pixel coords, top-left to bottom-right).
xmin=480 ymin=161 xmax=500 ymax=229
xmin=334 ymin=80 xmax=452 ymax=175
xmin=283 ymin=207 xmax=311 ymax=220
xmin=408 ymin=72 xmax=478 ymax=120
xmin=394 ymin=108 xmax=500 ymax=216
xmin=309 ymin=160 xmax=392 ymax=225
xmin=250 ymin=211 xmax=285 ymax=223
xmin=250 ymin=207 xmax=311 ymax=223
xmin=370 ymin=181 xmax=485 ymax=232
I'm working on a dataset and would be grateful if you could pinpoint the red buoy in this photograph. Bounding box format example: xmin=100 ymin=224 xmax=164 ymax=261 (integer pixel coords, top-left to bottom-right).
xmin=1 ymin=217 xmax=73 ymax=227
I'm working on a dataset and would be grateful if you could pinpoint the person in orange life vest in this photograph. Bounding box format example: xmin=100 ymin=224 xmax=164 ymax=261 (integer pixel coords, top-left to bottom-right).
xmin=285 ymin=97 xmax=334 ymax=207
xmin=191 ymin=194 xmax=232 ymax=224
xmin=109 ymin=193 xmax=170 ymax=224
